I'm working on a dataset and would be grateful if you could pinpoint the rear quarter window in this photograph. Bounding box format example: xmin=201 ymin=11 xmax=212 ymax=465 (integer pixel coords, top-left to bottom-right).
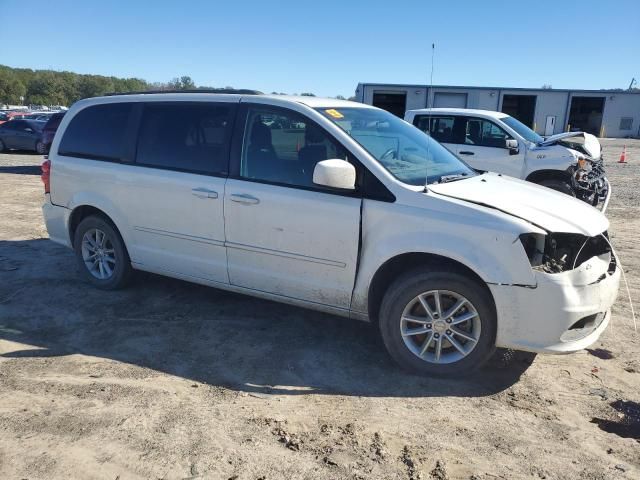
xmin=58 ymin=103 xmax=132 ymax=161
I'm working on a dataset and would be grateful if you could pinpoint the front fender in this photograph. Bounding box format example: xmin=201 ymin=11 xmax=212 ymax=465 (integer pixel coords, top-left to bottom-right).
xmin=351 ymin=199 xmax=538 ymax=314
xmin=524 ymin=145 xmax=576 ymax=177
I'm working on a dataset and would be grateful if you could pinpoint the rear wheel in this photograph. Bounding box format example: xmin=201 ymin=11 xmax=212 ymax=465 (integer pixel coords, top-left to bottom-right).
xmin=35 ymin=141 xmax=46 ymax=154
xmin=0 ymin=139 xmax=5 ymax=152
xmin=73 ymin=215 xmax=132 ymax=290
xmin=537 ymin=178 xmax=575 ymax=197
xmin=379 ymin=269 xmax=496 ymax=376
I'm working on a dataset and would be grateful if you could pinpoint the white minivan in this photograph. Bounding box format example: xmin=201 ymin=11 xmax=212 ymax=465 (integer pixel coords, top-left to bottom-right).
xmin=42 ymin=93 xmax=620 ymax=376
xmin=405 ymin=108 xmax=610 ymax=209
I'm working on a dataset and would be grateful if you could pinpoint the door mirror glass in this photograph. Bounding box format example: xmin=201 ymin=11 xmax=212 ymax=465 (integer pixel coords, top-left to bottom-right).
xmin=506 ymin=138 xmax=519 ymax=154
xmin=313 ymin=159 xmax=356 ymax=190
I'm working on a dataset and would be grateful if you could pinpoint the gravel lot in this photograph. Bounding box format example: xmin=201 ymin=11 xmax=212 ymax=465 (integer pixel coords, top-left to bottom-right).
xmin=0 ymin=140 xmax=639 ymax=479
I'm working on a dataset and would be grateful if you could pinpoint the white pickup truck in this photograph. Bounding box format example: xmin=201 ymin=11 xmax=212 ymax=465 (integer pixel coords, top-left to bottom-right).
xmin=405 ymin=108 xmax=610 ymax=210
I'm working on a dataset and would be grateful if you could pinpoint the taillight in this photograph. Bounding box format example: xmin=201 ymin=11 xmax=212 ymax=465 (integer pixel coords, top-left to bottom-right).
xmin=41 ymin=158 xmax=51 ymax=194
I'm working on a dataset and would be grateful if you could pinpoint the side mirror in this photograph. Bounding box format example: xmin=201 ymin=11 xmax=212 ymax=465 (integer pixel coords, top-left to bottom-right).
xmin=506 ymin=138 xmax=519 ymax=155
xmin=313 ymin=159 xmax=356 ymax=190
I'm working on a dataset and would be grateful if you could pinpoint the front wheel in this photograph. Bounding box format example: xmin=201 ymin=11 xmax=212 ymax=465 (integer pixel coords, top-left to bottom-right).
xmin=537 ymin=178 xmax=575 ymax=197
xmin=379 ymin=270 xmax=497 ymax=377
xmin=35 ymin=141 xmax=46 ymax=154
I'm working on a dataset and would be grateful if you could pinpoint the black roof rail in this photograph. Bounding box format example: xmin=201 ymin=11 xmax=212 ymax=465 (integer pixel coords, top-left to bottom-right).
xmin=104 ymin=88 xmax=263 ymax=96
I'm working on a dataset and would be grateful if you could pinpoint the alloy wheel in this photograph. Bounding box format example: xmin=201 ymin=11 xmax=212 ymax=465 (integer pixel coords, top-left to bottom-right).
xmin=400 ymin=289 xmax=481 ymax=364
xmin=81 ymin=228 xmax=116 ymax=280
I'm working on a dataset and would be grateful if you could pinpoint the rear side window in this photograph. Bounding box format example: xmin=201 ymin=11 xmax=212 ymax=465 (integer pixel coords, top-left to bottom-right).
xmin=58 ymin=103 xmax=132 ymax=161
xmin=414 ymin=115 xmax=458 ymax=143
xmin=135 ymin=103 xmax=234 ymax=175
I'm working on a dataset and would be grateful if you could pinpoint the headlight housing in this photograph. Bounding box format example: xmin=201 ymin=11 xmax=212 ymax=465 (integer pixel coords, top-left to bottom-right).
xmin=519 ymin=233 xmax=545 ymax=267
xmin=520 ymin=232 xmax=612 ymax=273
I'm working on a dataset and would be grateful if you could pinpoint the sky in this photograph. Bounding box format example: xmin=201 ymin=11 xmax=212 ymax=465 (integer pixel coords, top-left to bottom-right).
xmin=1 ymin=0 xmax=639 ymax=97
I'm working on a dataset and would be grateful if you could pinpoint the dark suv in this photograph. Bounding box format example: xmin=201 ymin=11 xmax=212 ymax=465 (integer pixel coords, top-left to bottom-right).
xmin=42 ymin=111 xmax=67 ymax=153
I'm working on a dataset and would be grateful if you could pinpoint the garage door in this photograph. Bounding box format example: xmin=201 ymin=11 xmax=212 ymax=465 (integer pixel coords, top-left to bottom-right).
xmin=372 ymin=92 xmax=407 ymax=117
xmin=433 ymin=92 xmax=467 ymax=108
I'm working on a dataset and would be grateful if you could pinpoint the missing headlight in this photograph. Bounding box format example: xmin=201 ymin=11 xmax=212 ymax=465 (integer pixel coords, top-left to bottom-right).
xmin=537 ymin=232 xmax=611 ymax=273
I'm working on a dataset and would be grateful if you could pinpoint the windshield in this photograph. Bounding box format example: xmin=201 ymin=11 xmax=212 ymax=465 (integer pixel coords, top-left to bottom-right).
xmin=501 ymin=115 xmax=544 ymax=145
xmin=316 ymin=107 xmax=475 ymax=186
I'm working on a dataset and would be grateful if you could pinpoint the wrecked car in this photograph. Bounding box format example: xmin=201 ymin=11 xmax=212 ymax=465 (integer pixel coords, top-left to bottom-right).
xmin=406 ymin=108 xmax=610 ymax=210
xmin=42 ymin=94 xmax=620 ymax=376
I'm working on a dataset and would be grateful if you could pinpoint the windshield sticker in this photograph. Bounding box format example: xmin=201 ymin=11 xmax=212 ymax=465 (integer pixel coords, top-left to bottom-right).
xmin=325 ymin=109 xmax=344 ymax=119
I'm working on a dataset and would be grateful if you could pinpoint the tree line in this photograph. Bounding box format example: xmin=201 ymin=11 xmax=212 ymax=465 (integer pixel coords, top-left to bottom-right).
xmin=0 ymin=65 xmax=352 ymax=107
xmin=0 ymin=65 xmax=218 ymax=106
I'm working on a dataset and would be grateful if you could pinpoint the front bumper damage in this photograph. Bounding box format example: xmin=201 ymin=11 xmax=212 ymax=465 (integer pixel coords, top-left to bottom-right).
xmin=572 ymin=160 xmax=610 ymax=211
xmin=491 ymin=234 xmax=620 ymax=354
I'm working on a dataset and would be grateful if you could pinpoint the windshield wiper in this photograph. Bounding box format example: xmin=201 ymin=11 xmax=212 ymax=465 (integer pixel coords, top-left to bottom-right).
xmin=438 ymin=173 xmax=468 ymax=184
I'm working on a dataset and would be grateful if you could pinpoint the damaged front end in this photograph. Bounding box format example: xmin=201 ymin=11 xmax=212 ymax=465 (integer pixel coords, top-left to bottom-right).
xmin=519 ymin=231 xmax=615 ymax=274
xmin=569 ymin=158 xmax=610 ymax=210
xmin=543 ymin=132 xmax=610 ymax=210
xmin=490 ymin=230 xmax=621 ymax=353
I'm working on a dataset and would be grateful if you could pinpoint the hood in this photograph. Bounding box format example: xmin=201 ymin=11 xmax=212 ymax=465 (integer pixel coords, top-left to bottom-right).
xmin=429 ymin=173 xmax=608 ymax=236
xmin=540 ymin=131 xmax=601 ymax=159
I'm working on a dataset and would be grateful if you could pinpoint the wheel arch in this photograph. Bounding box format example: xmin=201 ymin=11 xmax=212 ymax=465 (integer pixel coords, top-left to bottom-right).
xmin=367 ymin=252 xmax=496 ymax=326
xmin=525 ymin=169 xmax=572 ymax=184
xmin=68 ymin=205 xmax=124 ymax=248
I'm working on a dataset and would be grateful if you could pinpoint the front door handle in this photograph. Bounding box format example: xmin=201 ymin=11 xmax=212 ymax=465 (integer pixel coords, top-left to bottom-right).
xmin=191 ymin=187 xmax=218 ymax=199
xmin=459 ymin=151 xmax=475 ymax=156
xmin=230 ymin=193 xmax=260 ymax=205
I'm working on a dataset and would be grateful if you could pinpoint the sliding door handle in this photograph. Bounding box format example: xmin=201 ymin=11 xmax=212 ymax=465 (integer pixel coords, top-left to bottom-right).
xmin=192 ymin=188 xmax=218 ymax=199
xmin=459 ymin=151 xmax=475 ymax=156
xmin=229 ymin=193 xmax=260 ymax=205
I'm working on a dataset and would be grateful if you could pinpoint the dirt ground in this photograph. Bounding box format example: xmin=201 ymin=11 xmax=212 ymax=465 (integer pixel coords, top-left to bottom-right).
xmin=0 ymin=139 xmax=638 ymax=480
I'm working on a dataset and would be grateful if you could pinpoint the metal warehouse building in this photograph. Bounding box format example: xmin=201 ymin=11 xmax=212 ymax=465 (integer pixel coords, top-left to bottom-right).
xmin=355 ymin=83 xmax=640 ymax=138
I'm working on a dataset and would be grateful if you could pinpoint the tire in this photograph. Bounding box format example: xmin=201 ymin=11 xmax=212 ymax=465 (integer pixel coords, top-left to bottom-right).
xmin=73 ymin=215 xmax=132 ymax=290
xmin=35 ymin=141 xmax=46 ymax=155
xmin=537 ymin=178 xmax=575 ymax=197
xmin=378 ymin=269 xmax=497 ymax=377
xmin=0 ymin=139 xmax=5 ymax=153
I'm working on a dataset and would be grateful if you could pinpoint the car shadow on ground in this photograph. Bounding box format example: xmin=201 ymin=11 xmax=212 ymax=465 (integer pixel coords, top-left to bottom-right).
xmin=0 ymin=150 xmax=42 ymax=156
xmin=0 ymin=165 xmax=41 ymax=175
xmin=0 ymin=238 xmax=535 ymax=398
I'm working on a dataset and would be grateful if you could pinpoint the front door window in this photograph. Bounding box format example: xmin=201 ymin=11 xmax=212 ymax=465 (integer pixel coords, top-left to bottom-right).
xmin=464 ymin=118 xmax=511 ymax=148
xmin=241 ymin=107 xmax=348 ymax=188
